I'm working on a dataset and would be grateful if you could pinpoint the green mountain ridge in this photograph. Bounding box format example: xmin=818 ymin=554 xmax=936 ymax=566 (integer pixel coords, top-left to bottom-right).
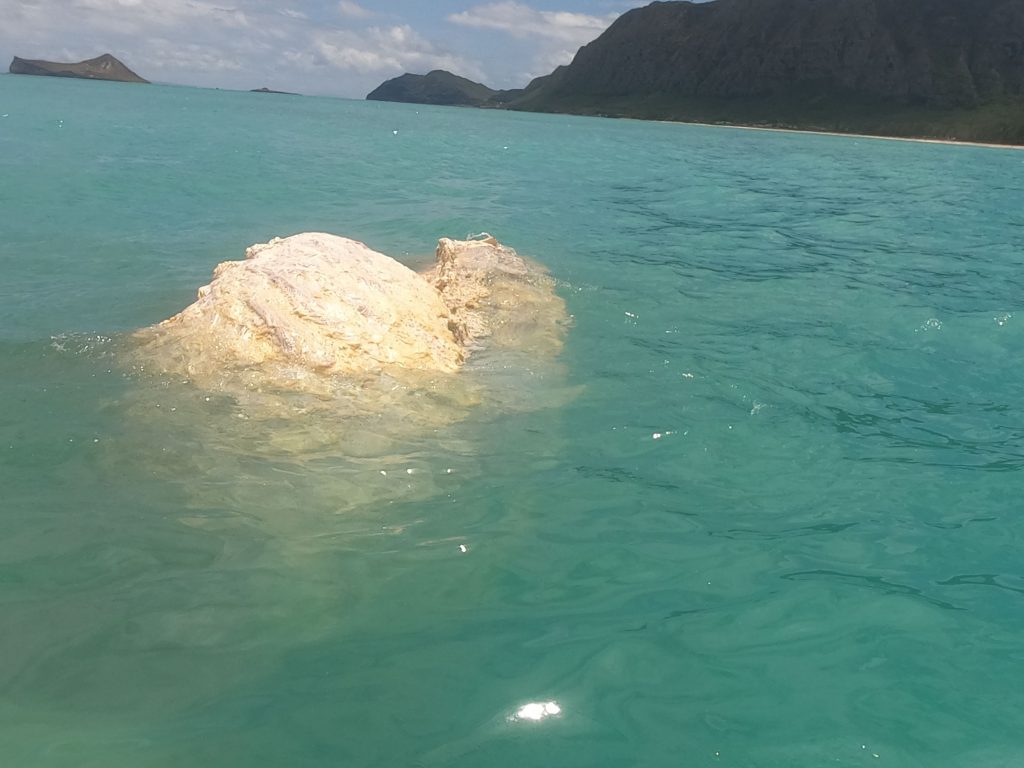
xmin=366 ymin=0 xmax=1024 ymax=145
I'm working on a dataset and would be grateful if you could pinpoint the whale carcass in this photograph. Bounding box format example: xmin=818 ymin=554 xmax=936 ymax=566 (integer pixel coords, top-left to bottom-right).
xmin=132 ymin=233 xmax=568 ymax=402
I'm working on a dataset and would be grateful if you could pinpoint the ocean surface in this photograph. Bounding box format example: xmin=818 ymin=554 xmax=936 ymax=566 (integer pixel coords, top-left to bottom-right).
xmin=2 ymin=74 xmax=1024 ymax=768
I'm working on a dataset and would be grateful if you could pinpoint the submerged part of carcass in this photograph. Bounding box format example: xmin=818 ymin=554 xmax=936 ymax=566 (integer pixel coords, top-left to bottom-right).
xmin=123 ymin=233 xmax=572 ymax=524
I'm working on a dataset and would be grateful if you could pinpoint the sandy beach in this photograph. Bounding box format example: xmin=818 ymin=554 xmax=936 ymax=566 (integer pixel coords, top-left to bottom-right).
xmin=654 ymin=117 xmax=1024 ymax=150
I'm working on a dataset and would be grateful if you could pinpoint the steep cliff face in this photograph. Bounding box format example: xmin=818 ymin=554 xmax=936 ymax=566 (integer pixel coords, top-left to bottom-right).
xmin=9 ymin=54 xmax=148 ymax=83
xmin=367 ymin=70 xmax=497 ymax=106
xmin=518 ymin=0 xmax=1024 ymax=112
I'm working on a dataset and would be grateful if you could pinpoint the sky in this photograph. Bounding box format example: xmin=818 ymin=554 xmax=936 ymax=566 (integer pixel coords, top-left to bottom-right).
xmin=0 ymin=0 xmax=653 ymax=97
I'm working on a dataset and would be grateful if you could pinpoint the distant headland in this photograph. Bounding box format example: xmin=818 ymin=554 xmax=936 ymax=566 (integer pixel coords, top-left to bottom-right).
xmin=251 ymin=87 xmax=299 ymax=95
xmin=9 ymin=54 xmax=148 ymax=84
xmin=367 ymin=70 xmax=506 ymax=107
xmin=367 ymin=0 xmax=1024 ymax=146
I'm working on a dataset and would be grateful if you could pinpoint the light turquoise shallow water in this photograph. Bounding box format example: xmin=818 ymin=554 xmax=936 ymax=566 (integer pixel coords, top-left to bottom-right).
xmin=2 ymin=74 xmax=1024 ymax=767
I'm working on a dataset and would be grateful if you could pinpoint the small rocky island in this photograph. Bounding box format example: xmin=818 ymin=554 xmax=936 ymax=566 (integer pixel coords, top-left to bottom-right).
xmin=367 ymin=70 xmax=502 ymax=107
xmin=9 ymin=54 xmax=148 ymax=83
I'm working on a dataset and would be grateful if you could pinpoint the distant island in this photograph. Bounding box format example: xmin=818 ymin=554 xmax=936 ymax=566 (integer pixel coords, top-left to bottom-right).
xmin=367 ymin=0 xmax=1024 ymax=146
xmin=9 ymin=54 xmax=148 ymax=84
xmin=367 ymin=70 xmax=505 ymax=107
xmin=251 ymin=87 xmax=299 ymax=95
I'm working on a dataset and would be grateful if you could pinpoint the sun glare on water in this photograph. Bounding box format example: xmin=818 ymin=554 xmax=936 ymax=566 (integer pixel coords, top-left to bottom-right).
xmin=510 ymin=701 xmax=563 ymax=722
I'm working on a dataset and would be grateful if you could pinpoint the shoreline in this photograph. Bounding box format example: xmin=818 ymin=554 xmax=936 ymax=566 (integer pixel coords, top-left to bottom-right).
xmin=649 ymin=117 xmax=1024 ymax=150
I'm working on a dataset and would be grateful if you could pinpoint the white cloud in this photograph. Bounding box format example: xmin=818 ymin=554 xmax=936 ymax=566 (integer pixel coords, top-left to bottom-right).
xmin=314 ymin=25 xmax=483 ymax=80
xmin=144 ymin=37 xmax=245 ymax=72
xmin=337 ymin=0 xmax=373 ymax=19
xmin=528 ymin=45 xmax=578 ymax=77
xmin=449 ymin=2 xmax=615 ymax=44
xmin=448 ymin=1 xmax=618 ymax=81
xmin=71 ymin=0 xmax=251 ymax=30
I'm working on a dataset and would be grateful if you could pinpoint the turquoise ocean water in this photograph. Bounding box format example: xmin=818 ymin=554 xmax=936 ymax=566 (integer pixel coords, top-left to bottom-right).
xmin=2 ymin=74 xmax=1024 ymax=767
